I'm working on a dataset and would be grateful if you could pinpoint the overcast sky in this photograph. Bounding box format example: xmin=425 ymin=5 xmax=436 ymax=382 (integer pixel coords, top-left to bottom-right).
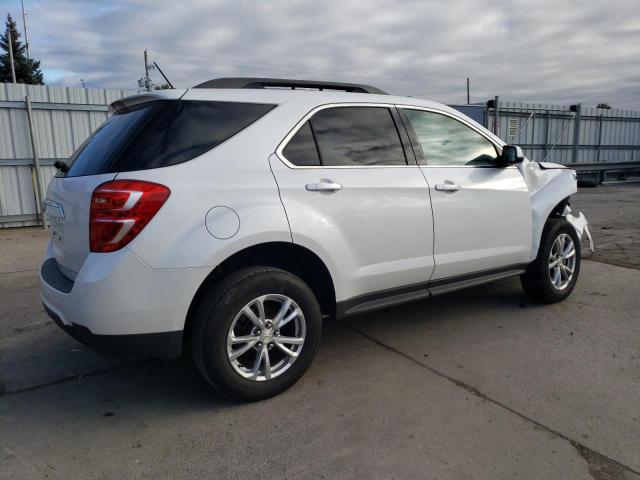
xmin=2 ymin=0 xmax=639 ymax=108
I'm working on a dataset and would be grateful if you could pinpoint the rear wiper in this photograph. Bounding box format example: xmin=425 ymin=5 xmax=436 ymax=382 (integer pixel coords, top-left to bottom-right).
xmin=54 ymin=161 xmax=69 ymax=173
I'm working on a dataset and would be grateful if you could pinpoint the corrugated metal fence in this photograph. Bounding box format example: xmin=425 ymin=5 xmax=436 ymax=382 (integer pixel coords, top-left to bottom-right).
xmin=453 ymin=100 xmax=640 ymax=180
xmin=0 ymin=83 xmax=135 ymax=227
xmin=488 ymin=101 xmax=640 ymax=165
xmin=2 ymin=85 xmax=639 ymax=227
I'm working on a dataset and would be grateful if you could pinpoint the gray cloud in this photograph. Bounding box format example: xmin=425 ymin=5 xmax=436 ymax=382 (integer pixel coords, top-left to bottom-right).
xmin=3 ymin=0 xmax=639 ymax=108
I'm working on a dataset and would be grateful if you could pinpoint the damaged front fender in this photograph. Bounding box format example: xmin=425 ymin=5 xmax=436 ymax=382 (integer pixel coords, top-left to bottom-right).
xmin=520 ymin=159 xmax=594 ymax=259
xmin=563 ymin=207 xmax=595 ymax=253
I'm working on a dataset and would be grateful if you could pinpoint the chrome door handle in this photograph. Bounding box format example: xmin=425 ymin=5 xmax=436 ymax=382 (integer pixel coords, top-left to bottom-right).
xmin=434 ymin=181 xmax=461 ymax=192
xmin=305 ymin=179 xmax=343 ymax=192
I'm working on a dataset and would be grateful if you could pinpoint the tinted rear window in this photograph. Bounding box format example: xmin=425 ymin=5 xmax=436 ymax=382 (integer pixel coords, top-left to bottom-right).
xmin=63 ymin=100 xmax=275 ymax=177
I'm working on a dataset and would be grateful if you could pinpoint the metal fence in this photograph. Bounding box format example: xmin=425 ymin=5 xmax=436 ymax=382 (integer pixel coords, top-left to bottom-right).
xmin=488 ymin=99 xmax=640 ymax=164
xmin=0 ymin=83 xmax=136 ymax=227
xmin=2 ymin=85 xmax=639 ymax=227
xmin=452 ymin=99 xmax=640 ymax=182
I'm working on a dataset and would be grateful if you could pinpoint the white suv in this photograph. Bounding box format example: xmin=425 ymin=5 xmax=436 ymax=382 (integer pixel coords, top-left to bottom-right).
xmin=40 ymin=78 xmax=592 ymax=400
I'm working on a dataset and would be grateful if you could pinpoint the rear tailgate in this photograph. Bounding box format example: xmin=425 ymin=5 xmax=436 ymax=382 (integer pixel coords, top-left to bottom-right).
xmin=45 ymin=173 xmax=116 ymax=276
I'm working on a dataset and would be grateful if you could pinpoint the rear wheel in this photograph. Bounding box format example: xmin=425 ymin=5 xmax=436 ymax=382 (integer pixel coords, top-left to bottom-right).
xmin=521 ymin=218 xmax=581 ymax=303
xmin=191 ymin=267 xmax=321 ymax=401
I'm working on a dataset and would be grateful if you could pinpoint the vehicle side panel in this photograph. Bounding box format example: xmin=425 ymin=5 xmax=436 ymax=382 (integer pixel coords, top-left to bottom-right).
xmin=271 ymin=157 xmax=435 ymax=302
xmin=520 ymin=160 xmax=578 ymax=260
xmin=120 ymin=104 xmax=298 ymax=269
xmin=424 ymin=165 xmax=532 ymax=279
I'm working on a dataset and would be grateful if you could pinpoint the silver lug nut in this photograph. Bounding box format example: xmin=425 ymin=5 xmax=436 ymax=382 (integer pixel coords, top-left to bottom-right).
xmin=268 ymin=343 xmax=274 ymax=350
xmin=256 ymin=342 xmax=263 ymax=349
xmin=255 ymin=329 xmax=262 ymax=335
xmin=265 ymin=320 xmax=273 ymax=329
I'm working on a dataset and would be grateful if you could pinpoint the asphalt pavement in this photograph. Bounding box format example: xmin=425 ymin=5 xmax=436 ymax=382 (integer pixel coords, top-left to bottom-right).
xmin=1 ymin=185 xmax=639 ymax=479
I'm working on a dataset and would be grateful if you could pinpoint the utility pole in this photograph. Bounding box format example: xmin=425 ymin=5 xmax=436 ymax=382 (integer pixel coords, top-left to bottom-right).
xmin=144 ymin=49 xmax=151 ymax=91
xmin=80 ymin=78 xmax=86 ymax=88
xmin=25 ymin=96 xmax=47 ymax=230
xmin=21 ymin=0 xmax=30 ymax=59
xmin=7 ymin=27 xmax=16 ymax=83
xmin=492 ymin=95 xmax=500 ymax=135
xmin=466 ymin=77 xmax=470 ymax=104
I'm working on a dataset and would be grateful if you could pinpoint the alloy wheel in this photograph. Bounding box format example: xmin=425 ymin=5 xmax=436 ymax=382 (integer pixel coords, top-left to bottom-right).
xmin=226 ymin=294 xmax=306 ymax=381
xmin=548 ymin=233 xmax=576 ymax=290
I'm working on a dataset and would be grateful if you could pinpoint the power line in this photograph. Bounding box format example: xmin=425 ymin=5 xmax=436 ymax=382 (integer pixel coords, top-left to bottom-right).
xmin=30 ymin=44 xmax=458 ymax=84
xmin=153 ymin=61 xmax=174 ymax=88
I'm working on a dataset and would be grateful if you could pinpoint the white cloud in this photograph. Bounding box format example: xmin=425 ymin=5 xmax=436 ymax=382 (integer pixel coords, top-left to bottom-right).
xmin=3 ymin=0 xmax=639 ymax=108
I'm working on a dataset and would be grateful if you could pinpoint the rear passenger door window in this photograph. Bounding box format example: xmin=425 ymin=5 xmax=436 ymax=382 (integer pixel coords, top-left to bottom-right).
xmin=272 ymin=105 xmax=435 ymax=301
xmin=282 ymin=122 xmax=321 ymax=166
xmin=282 ymin=106 xmax=407 ymax=167
xmin=402 ymin=109 xmax=498 ymax=166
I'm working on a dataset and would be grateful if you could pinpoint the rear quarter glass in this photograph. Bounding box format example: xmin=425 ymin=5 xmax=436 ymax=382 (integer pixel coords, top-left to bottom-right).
xmin=62 ymin=100 xmax=276 ymax=177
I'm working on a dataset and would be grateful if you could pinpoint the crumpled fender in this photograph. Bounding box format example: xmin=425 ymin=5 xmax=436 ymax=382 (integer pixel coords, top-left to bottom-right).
xmin=564 ymin=207 xmax=595 ymax=253
xmin=519 ymin=159 xmax=593 ymax=259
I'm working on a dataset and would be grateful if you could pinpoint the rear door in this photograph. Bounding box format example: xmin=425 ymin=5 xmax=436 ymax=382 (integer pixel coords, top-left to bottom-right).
xmin=45 ymin=174 xmax=116 ymax=276
xmin=399 ymin=107 xmax=531 ymax=281
xmin=271 ymin=104 xmax=434 ymax=303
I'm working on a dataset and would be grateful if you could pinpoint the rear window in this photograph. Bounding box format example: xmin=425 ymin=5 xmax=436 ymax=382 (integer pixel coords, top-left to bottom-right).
xmin=63 ymin=100 xmax=276 ymax=177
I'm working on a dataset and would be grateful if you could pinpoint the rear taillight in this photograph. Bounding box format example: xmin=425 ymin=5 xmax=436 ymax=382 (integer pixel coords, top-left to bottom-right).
xmin=90 ymin=180 xmax=170 ymax=253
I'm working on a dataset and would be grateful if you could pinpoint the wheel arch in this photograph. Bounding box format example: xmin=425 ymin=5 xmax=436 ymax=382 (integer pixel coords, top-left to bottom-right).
xmin=530 ymin=195 xmax=572 ymax=257
xmin=183 ymin=242 xmax=337 ymax=352
xmin=529 ymin=168 xmax=577 ymax=260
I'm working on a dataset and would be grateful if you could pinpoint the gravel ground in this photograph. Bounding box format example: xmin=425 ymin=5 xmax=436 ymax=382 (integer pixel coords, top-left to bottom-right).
xmin=572 ymin=184 xmax=640 ymax=269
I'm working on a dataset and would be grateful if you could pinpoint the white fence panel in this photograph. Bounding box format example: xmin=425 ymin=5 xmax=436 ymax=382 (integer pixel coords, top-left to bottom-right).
xmin=0 ymin=83 xmax=136 ymax=227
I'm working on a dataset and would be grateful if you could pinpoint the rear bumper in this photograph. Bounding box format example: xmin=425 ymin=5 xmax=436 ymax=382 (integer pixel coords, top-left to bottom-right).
xmin=44 ymin=303 xmax=183 ymax=358
xmin=39 ymin=242 xmax=211 ymax=359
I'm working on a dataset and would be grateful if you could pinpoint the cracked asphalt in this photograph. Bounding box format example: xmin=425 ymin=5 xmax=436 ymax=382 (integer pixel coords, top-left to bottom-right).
xmin=1 ymin=184 xmax=639 ymax=479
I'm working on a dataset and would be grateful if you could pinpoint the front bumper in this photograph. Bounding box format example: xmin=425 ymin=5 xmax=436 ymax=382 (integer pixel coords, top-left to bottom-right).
xmin=39 ymin=243 xmax=210 ymax=359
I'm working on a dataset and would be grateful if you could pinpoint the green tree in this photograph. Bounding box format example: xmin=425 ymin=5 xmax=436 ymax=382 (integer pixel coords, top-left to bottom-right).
xmin=0 ymin=13 xmax=43 ymax=84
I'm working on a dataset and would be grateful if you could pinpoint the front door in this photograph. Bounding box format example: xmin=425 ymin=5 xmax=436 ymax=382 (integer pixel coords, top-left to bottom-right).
xmin=399 ymin=107 xmax=532 ymax=281
xmin=271 ymin=104 xmax=435 ymax=303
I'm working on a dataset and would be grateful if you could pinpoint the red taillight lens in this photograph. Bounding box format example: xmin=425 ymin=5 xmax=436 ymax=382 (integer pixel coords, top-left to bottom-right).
xmin=90 ymin=180 xmax=170 ymax=253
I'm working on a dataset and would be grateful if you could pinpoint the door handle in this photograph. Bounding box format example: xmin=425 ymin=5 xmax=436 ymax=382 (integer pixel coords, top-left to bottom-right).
xmin=434 ymin=181 xmax=461 ymax=192
xmin=305 ymin=179 xmax=343 ymax=192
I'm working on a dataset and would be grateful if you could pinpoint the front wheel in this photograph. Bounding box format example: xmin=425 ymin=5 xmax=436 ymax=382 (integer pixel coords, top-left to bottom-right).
xmin=521 ymin=218 xmax=581 ymax=303
xmin=191 ymin=267 xmax=322 ymax=401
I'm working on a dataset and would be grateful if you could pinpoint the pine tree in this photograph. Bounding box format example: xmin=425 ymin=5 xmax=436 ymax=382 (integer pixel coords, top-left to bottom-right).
xmin=0 ymin=13 xmax=43 ymax=84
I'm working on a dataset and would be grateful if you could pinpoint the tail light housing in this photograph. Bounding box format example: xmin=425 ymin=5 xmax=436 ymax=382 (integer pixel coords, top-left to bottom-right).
xmin=90 ymin=180 xmax=170 ymax=252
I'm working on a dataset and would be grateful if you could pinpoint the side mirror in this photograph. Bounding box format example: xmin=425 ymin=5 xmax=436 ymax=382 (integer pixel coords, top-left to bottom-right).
xmin=499 ymin=145 xmax=525 ymax=166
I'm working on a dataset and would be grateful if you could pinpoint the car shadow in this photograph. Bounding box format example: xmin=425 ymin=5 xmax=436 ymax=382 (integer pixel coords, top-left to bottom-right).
xmin=2 ymin=276 xmax=533 ymax=413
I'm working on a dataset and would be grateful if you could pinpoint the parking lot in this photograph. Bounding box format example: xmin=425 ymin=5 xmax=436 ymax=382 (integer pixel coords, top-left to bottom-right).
xmin=1 ymin=184 xmax=639 ymax=480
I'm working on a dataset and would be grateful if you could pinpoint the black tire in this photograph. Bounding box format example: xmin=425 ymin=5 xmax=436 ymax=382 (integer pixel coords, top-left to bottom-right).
xmin=521 ymin=218 xmax=581 ymax=303
xmin=191 ymin=267 xmax=322 ymax=401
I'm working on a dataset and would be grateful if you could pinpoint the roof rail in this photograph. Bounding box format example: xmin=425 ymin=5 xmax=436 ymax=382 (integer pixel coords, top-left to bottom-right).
xmin=193 ymin=77 xmax=387 ymax=95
